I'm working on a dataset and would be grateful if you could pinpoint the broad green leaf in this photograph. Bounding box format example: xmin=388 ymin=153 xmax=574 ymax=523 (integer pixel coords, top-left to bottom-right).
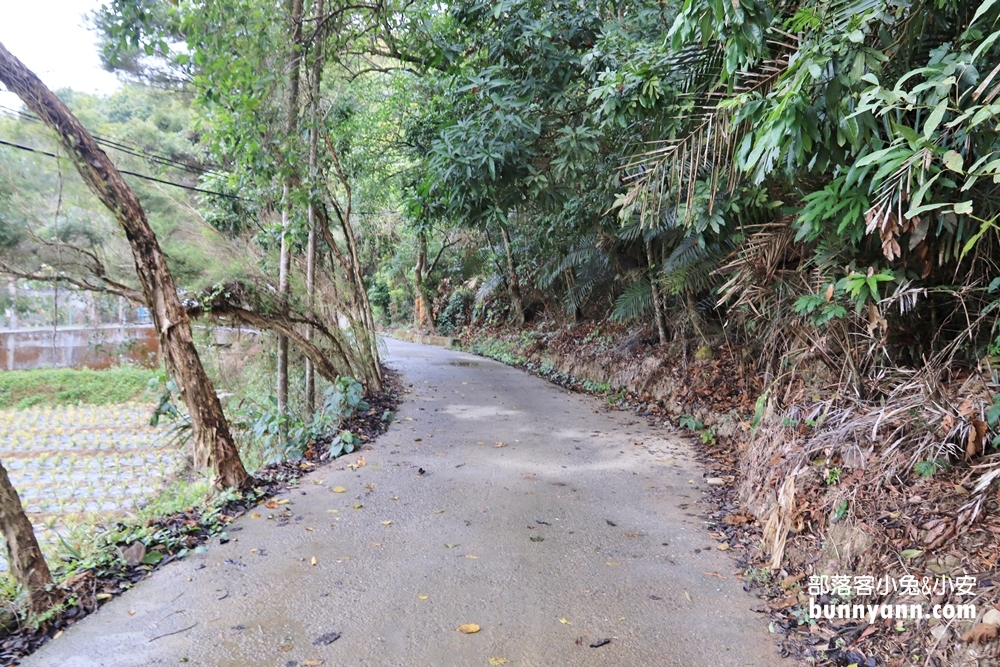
xmin=923 ymin=99 xmax=949 ymax=139
xmin=943 ymin=151 xmax=964 ymax=174
xmin=971 ymin=0 xmax=1000 ymax=28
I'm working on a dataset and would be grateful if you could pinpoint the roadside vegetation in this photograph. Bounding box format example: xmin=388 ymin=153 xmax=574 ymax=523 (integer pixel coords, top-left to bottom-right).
xmin=1 ymin=0 xmax=1000 ymax=663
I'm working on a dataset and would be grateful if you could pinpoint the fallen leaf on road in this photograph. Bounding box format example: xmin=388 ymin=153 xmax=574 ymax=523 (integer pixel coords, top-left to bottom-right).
xmin=457 ymin=624 xmax=480 ymax=634
xmin=684 ymin=591 xmax=692 ymax=601
xmin=303 ymin=661 xmax=324 ymax=666
xmin=530 ymin=536 xmax=545 ymax=542
xmin=276 ymin=499 xmax=290 ymax=505
xmin=265 ymin=500 xmax=278 ymax=509
xmin=311 ymin=557 xmax=317 ymax=566
xmin=704 ymin=572 xmax=726 ymax=579
xmin=404 ymin=416 xmax=413 ymax=420
xmin=381 ymin=520 xmax=393 ymax=526
xmin=418 ymin=595 xmax=428 ymax=600
xmin=488 ymin=659 xmax=508 ymax=665
xmin=465 ymin=555 xmax=479 ymax=559
xmin=717 ymin=543 xmax=730 ymax=551
xmin=590 ymin=638 xmax=611 ymax=648
xmin=371 ymin=542 xmax=382 ymax=547
xmin=605 ymin=561 xmax=621 ymax=566
xmin=445 ymin=543 xmax=458 ymax=548
xmin=434 ymin=510 xmax=445 ymax=514
xmin=312 ymin=632 xmax=341 ymax=645
xmin=559 ymin=617 xmax=571 ymax=625
xmin=250 ymin=513 xmax=261 ymax=519
xmin=333 ymin=486 xmax=346 ymax=493
xmin=494 ymin=442 xmax=507 ymax=448
xmin=326 ymin=509 xmax=339 ymax=513
xmin=962 ymin=623 xmax=999 ymax=644
xmin=353 ymin=503 xmax=363 ymax=509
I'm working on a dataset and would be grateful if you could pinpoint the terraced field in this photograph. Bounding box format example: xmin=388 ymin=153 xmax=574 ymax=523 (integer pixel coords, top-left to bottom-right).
xmin=0 ymin=403 xmax=183 ymax=568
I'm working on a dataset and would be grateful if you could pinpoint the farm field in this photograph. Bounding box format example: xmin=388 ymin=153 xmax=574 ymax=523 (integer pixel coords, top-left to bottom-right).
xmin=0 ymin=402 xmax=183 ymax=569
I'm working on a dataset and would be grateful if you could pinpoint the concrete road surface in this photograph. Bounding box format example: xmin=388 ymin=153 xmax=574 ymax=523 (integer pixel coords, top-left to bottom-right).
xmin=24 ymin=338 xmax=781 ymax=667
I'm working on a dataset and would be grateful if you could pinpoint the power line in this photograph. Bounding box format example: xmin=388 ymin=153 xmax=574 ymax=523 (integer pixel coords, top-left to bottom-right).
xmin=0 ymin=104 xmax=219 ymax=177
xmin=0 ymin=138 xmax=243 ymax=200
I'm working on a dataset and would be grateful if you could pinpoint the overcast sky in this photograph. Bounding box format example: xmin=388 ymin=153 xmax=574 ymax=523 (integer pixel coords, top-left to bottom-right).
xmin=0 ymin=0 xmax=120 ymax=109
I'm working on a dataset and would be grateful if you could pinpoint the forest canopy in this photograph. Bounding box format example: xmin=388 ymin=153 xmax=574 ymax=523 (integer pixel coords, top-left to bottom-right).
xmin=3 ymin=0 xmax=1000 ymax=493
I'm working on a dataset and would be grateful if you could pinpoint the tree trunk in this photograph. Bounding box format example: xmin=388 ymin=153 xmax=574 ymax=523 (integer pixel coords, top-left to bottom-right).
xmin=304 ymin=0 xmax=325 ymax=416
xmin=500 ymin=223 xmax=525 ymax=326
xmin=277 ymin=0 xmax=305 ymax=419
xmin=645 ymin=238 xmax=667 ymax=345
xmin=0 ymin=461 xmax=61 ymax=614
xmin=324 ymin=141 xmax=382 ymax=390
xmin=413 ymin=230 xmax=434 ymax=333
xmin=0 ymin=41 xmax=250 ymax=489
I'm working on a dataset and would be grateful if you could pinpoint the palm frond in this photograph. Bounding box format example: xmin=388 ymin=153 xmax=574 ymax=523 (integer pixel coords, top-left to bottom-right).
xmin=610 ymin=277 xmax=653 ymax=322
xmin=618 ymin=42 xmax=795 ymax=230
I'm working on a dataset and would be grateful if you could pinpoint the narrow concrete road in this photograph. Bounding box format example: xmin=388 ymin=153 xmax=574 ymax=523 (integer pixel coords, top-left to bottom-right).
xmin=25 ymin=339 xmax=780 ymax=667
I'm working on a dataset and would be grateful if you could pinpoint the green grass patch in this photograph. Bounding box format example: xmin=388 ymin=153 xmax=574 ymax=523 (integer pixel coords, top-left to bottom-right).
xmin=0 ymin=367 xmax=157 ymax=409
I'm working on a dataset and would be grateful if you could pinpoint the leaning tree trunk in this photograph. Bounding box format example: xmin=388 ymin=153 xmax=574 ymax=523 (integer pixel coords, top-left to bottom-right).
xmin=0 ymin=462 xmax=61 ymax=614
xmin=0 ymin=42 xmax=249 ymax=489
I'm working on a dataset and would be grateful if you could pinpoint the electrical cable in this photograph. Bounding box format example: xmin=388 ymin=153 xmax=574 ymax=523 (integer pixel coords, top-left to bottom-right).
xmin=0 ymin=138 xmax=243 ymax=200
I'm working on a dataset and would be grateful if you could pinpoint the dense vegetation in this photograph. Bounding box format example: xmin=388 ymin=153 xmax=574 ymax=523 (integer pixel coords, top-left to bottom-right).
xmin=3 ymin=0 xmax=1000 ymax=640
xmin=1 ymin=0 xmax=997 ymax=507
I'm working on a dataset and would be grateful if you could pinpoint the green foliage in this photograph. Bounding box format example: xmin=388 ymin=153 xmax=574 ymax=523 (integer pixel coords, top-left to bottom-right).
xmin=611 ymin=278 xmax=652 ymax=322
xmin=914 ymin=460 xmax=944 ymax=478
xmin=437 ymin=287 xmax=474 ymax=334
xmin=0 ymin=367 xmax=156 ymax=410
xmin=678 ymin=414 xmax=704 ymax=431
xmin=235 ymin=377 xmax=369 ymax=467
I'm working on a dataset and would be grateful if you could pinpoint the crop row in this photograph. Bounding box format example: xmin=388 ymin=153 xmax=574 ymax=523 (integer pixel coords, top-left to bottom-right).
xmin=0 ymin=403 xmax=154 ymax=429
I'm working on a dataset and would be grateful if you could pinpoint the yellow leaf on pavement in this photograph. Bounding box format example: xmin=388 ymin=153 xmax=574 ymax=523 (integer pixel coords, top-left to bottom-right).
xmin=418 ymin=595 xmax=428 ymax=600
xmin=457 ymin=624 xmax=480 ymax=634
xmin=250 ymin=513 xmax=261 ymax=519
xmin=559 ymin=617 xmax=571 ymax=625
xmin=303 ymin=661 xmax=324 ymax=666
xmin=488 ymin=659 xmax=509 ymax=665
xmin=311 ymin=556 xmax=317 ymax=566
xmin=333 ymin=486 xmax=346 ymax=493
xmin=381 ymin=520 xmax=393 ymax=526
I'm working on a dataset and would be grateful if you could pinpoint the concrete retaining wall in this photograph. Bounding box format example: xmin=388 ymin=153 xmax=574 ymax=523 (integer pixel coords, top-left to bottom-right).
xmin=0 ymin=325 xmax=160 ymax=370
